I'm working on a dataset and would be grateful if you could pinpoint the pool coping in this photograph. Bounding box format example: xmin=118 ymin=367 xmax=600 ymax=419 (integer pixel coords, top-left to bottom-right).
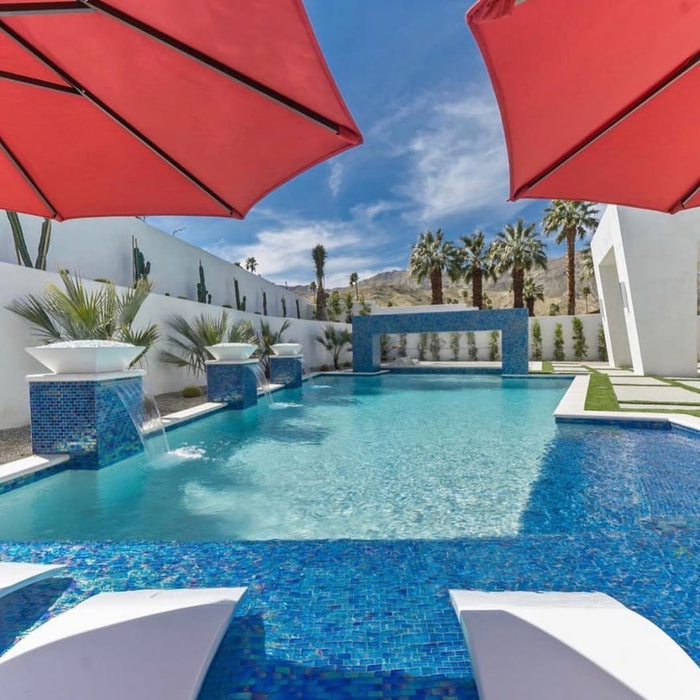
xmin=554 ymin=375 xmax=700 ymax=432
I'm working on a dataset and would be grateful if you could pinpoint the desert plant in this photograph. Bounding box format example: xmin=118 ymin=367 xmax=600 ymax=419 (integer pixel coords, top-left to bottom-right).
xmin=234 ymin=279 xmax=242 ymax=310
xmin=452 ymin=231 xmax=496 ymax=309
xmin=398 ymin=333 xmax=407 ymax=358
xmin=312 ymin=244 xmax=327 ymax=320
xmin=132 ymin=235 xmax=151 ymax=284
xmin=598 ymin=324 xmax=608 ymax=362
xmin=281 ymin=297 xmax=287 ymax=317
xmin=349 ymin=271 xmax=359 ymax=300
xmin=549 ymin=303 xmax=560 ymax=316
xmin=7 ymin=269 xmax=158 ymax=364
xmin=160 ymin=311 xmax=229 ymax=376
xmin=467 ymin=331 xmax=478 ymax=361
xmin=258 ymin=319 xmax=291 ymax=377
xmin=358 ymin=296 xmax=371 ymax=315
xmin=182 ymin=385 xmax=203 ymax=398
xmin=327 ymin=290 xmax=342 ymax=322
xmin=553 ymin=323 xmax=565 ymax=361
xmin=449 ymin=331 xmax=460 ymax=360
xmin=262 ymin=291 xmax=268 ymax=316
xmin=522 ymin=276 xmax=544 ymax=317
xmin=581 ymin=285 xmax=591 ymax=313
xmin=6 ymin=212 xmax=52 ymax=270
xmin=408 ymin=229 xmax=456 ymax=305
xmin=531 ymin=319 xmax=543 ymax=361
xmin=572 ymin=317 xmax=588 ymax=360
xmin=228 ymin=319 xmax=257 ymax=344
xmin=244 ymin=257 xmax=257 ymax=273
xmin=316 ymin=324 xmax=352 ymax=370
xmin=488 ymin=330 xmax=500 ymax=361
xmin=344 ymin=291 xmax=354 ymax=323
xmin=429 ymin=332 xmax=441 ymax=361
xmin=197 ymin=261 xmax=211 ymax=304
xmin=418 ymin=333 xmax=429 ymax=361
xmin=296 ymin=299 xmax=301 ymax=319
xmin=380 ymin=333 xmax=391 ymax=362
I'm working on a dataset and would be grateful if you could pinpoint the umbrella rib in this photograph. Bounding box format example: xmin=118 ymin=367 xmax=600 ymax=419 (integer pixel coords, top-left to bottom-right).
xmin=78 ymin=0 xmax=359 ymax=141
xmin=675 ymin=180 xmax=700 ymax=213
xmin=0 ymin=135 xmax=58 ymax=217
xmin=0 ymin=69 xmax=79 ymax=94
xmin=0 ymin=2 xmax=89 ymax=15
xmin=514 ymin=52 xmax=699 ymax=199
xmin=0 ymin=20 xmax=241 ymax=218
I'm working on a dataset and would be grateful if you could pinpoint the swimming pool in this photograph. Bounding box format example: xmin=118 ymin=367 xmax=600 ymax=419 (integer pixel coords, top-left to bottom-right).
xmin=0 ymin=375 xmax=572 ymax=541
xmin=0 ymin=374 xmax=697 ymax=698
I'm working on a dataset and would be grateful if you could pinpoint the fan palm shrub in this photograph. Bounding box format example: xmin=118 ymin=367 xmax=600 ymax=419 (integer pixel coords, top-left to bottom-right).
xmin=7 ymin=269 xmax=158 ymax=365
xmin=522 ymin=276 xmax=545 ymax=317
xmin=160 ymin=311 xmax=229 ymax=376
xmin=408 ymin=229 xmax=455 ymax=305
xmin=316 ymin=324 xmax=352 ymax=370
xmin=542 ymin=200 xmax=599 ymax=315
xmin=258 ymin=319 xmax=291 ymax=377
xmin=491 ymin=220 xmax=547 ymax=308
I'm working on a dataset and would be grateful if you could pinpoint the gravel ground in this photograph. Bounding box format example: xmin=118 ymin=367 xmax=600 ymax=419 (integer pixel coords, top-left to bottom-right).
xmin=0 ymin=389 xmax=208 ymax=464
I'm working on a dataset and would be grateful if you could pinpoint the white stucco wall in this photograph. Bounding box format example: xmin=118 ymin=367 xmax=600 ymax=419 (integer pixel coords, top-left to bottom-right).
xmin=0 ymin=213 xmax=312 ymax=319
xmin=592 ymin=205 xmax=700 ymax=376
xmin=0 ymin=263 xmax=348 ymax=429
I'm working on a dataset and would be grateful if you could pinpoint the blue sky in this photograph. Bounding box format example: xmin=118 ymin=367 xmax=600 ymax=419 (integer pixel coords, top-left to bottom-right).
xmin=148 ymin=0 xmax=551 ymax=288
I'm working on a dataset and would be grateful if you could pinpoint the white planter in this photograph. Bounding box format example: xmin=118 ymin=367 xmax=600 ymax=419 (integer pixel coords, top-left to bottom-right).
xmin=26 ymin=340 xmax=143 ymax=374
xmin=205 ymin=343 xmax=258 ymax=361
xmin=271 ymin=343 xmax=303 ymax=356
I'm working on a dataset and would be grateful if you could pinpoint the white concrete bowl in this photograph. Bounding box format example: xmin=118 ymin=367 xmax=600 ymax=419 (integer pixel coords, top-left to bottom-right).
xmin=205 ymin=343 xmax=258 ymax=361
xmin=26 ymin=340 xmax=143 ymax=374
xmin=271 ymin=343 xmax=302 ymax=356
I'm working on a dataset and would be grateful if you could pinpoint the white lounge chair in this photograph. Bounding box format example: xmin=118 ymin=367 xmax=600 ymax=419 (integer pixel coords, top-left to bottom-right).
xmin=450 ymin=590 xmax=700 ymax=700
xmin=0 ymin=562 xmax=67 ymax=599
xmin=0 ymin=587 xmax=246 ymax=700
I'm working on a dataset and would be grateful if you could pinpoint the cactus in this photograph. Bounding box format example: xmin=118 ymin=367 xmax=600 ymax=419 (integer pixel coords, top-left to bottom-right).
xmin=197 ymin=260 xmax=209 ymax=303
xmin=132 ymin=236 xmax=151 ymax=284
xmin=35 ymin=219 xmax=52 ymax=270
xmin=240 ymin=295 xmax=246 ymax=311
xmin=7 ymin=212 xmax=53 ymax=270
xmin=296 ymin=299 xmax=301 ymax=319
xmin=234 ymin=279 xmax=242 ymax=310
xmin=262 ymin=291 xmax=268 ymax=316
xmin=281 ymin=297 xmax=287 ymax=317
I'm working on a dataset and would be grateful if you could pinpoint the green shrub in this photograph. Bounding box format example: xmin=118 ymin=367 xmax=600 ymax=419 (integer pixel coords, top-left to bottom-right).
xmin=182 ymin=385 xmax=203 ymax=398
xmin=531 ymin=319 xmax=542 ymax=361
xmin=467 ymin=331 xmax=477 ymax=361
xmin=549 ymin=303 xmax=560 ymax=316
xmin=553 ymin=323 xmax=565 ymax=361
xmin=449 ymin=332 xmax=460 ymax=360
xmin=572 ymin=317 xmax=588 ymax=361
xmin=93 ymin=278 xmax=113 ymax=284
xmin=342 ymin=360 xmax=352 ymax=369
xmin=429 ymin=332 xmax=441 ymax=361
xmin=320 ymin=364 xmax=330 ymax=372
xmin=598 ymin=324 xmax=608 ymax=362
xmin=488 ymin=330 xmax=500 ymax=361
xmin=418 ymin=333 xmax=429 ymax=361
xmin=398 ymin=333 xmax=407 ymax=358
xmin=380 ymin=333 xmax=391 ymax=362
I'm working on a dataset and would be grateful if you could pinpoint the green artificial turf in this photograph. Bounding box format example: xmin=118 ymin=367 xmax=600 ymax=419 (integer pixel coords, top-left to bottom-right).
xmin=584 ymin=370 xmax=619 ymax=411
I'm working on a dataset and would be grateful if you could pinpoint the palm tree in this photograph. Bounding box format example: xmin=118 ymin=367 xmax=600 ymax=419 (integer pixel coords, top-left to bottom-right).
xmin=312 ymin=244 xmax=327 ymax=320
xmin=349 ymin=271 xmax=359 ymax=300
xmin=7 ymin=269 xmax=158 ymax=365
xmin=309 ymin=280 xmax=317 ymax=306
xmin=491 ymin=220 xmax=547 ymax=309
xmin=579 ymin=244 xmax=594 ymax=282
xmin=522 ymin=276 xmax=545 ymax=317
xmin=453 ymin=231 xmax=496 ymax=309
xmin=244 ymin=256 xmax=258 ymax=273
xmin=258 ymin=319 xmax=291 ymax=377
xmin=408 ymin=229 xmax=455 ymax=305
xmin=542 ymin=200 xmax=599 ymax=315
xmin=581 ymin=285 xmax=591 ymax=313
xmin=316 ymin=325 xmax=352 ymax=370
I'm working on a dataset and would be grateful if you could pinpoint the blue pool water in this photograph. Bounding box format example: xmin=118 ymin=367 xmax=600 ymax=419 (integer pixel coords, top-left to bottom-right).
xmin=0 ymin=374 xmax=698 ymax=698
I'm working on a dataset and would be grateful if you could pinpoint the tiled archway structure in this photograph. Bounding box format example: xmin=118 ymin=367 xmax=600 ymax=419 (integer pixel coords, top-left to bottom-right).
xmin=352 ymin=308 xmax=529 ymax=374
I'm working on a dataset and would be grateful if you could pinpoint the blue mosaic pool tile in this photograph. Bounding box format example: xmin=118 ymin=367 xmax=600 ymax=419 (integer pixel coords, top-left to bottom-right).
xmin=207 ymin=363 xmax=257 ymax=409
xmin=353 ymin=309 xmax=528 ymax=374
xmin=29 ymin=377 xmax=142 ymax=469
xmin=270 ymin=356 xmax=303 ymax=389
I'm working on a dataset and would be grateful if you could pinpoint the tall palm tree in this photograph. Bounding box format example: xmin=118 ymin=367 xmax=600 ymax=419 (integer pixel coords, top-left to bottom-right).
xmin=349 ymin=271 xmax=359 ymax=300
xmin=542 ymin=200 xmax=599 ymax=315
xmin=244 ymin=256 xmax=258 ymax=273
xmin=522 ymin=276 xmax=545 ymax=317
xmin=491 ymin=220 xmax=547 ymax=309
xmin=579 ymin=244 xmax=594 ymax=282
xmin=453 ymin=231 xmax=496 ymax=309
xmin=581 ymin=285 xmax=591 ymax=313
xmin=312 ymin=244 xmax=327 ymax=320
xmin=408 ymin=229 xmax=455 ymax=305
xmin=309 ymin=280 xmax=317 ymax=305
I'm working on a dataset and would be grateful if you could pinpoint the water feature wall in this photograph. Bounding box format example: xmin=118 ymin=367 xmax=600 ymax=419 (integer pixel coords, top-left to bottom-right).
xmin=270 ymin=355 xmax=303 ymax=389
xmin=206 ymin=359 xmax=258 ymax=409
xmin=28 ymin=372 xmax=145 ymax=468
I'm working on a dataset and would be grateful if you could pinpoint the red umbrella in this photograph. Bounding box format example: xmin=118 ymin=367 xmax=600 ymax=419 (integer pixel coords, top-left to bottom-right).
xmin=467 ymin=0 xmax=700 ymax=213
xmin=0 ymin=0 xmax=362 ymax=220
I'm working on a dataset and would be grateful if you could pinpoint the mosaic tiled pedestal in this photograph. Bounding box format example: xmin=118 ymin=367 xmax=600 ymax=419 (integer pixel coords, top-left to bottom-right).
xmin=270 ymin=355 xmax=303 ymax=389
xmin=27 ymin=370 xmax=145 ymax=469
xmin=206 ymin=359 xmax=258 ymax=409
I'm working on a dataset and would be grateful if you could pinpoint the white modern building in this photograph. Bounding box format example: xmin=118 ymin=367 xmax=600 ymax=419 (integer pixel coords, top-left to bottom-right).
xmin=592 ymin=205 xmax=700 ymax=377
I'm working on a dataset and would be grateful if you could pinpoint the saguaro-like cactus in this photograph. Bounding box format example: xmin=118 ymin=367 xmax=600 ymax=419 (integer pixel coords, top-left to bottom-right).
xmin=132 ymin=236 xmax=151 ymax=284
xmin=234 ymin=279 xmax=242 ymax=310
xmin=197 ymin=260 xmax=210 ymax=304
xmin=281 ymin=297 xmax=287 ymax=317
xmin=296 ymin=299 xmax=301 ymax=319
xmin=262 ymin=291 xmax=268 ymax=316
xmin=7 ymin=212 xmax=52 ymax=270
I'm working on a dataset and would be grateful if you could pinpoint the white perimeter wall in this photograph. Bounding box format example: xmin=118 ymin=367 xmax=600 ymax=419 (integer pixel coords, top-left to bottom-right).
xmin=0 ymin=263 xmax=349 ymax=429
xmin=0 ymin=213 xmax=312 ymax=319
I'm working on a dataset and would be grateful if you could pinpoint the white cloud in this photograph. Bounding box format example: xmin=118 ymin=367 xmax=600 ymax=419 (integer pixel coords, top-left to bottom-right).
xmin=328 ymin=161 xmax=344 ymax=198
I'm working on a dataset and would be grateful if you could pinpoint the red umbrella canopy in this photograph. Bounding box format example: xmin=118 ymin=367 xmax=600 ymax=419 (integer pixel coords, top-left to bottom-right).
xmin=467 ymin=0 xmax=700 ymax=213
xmin=0 ymin=0 xmax=362 ymax=220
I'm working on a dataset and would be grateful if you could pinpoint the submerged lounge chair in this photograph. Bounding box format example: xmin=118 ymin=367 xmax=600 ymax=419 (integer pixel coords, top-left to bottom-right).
xmin=0 ymin=562 xmax=67 ymax=599
xmin=450 ymin=590 xmax=700 ymax=700
xmin=0 ymin=586 xmax=246 ymax=700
